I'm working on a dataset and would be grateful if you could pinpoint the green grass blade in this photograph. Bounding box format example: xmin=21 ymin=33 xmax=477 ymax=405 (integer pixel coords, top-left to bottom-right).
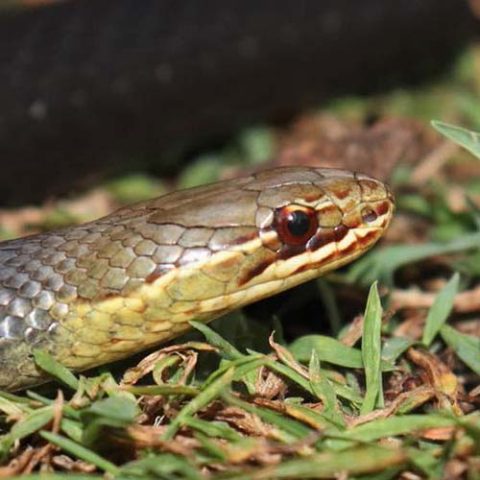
xmin=19 ymin=475 xmax=101 ymax=480
xmin=120 ymin=453 xmax=202 ymax=479
xmin=290 ymin=335 xmax=364 ymax=368
xmin=0 ymin=406 xmax=54 ymax=455
xmin=80 ymin=395 xmax=139 ymax=445
xmin=432 ymin=120 xmax=480 ymax=159
xmin=10 ymin=406 xmax=54 ymax=442
xmin=290 ymin=335 xmax=393 ymax=372
xmin=341 ymin=414 xmax=457 ymax=443
xmin=183 ymin=417 xmax=243 ymax=442
xmin=60 ymin=417 xmax=84 ymax=444
xmin=440 ymin=324 xmax=480 ymax=374
xmin=361 ymin=282 xmax=383 ymax=414
xmin=347 ymin=232 xmax=480 ymax=285
xmin=221 ymin=445 xmax=406 ymax=479
xmin=264 ymin=358 xmax=363 ymax=404
xmin=308 ymin=351 xmax=346 ymax=428
xmin=381 ymin=337 xmax=415 ymax=364
xmin=0 ymin=393 xmax=27 ymax=417
xmin=190 ymin=320 xmax=243 ymax=360
xmin=40 ymin=431 xmax=119 ymax=475
xmin=33 ymin=350 xmax=79 ymax=390
xmin=193 ymin=431 xmax=228 ymax=461
xmin=422 ymin=272 xmax=460 ymax=346
xmin=406 ymin=446 xmax=444 ymax=479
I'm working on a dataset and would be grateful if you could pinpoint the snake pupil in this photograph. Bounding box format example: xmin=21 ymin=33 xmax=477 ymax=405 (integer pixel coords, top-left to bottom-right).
xmin=287 ymin=211 xmax=311 ymax=236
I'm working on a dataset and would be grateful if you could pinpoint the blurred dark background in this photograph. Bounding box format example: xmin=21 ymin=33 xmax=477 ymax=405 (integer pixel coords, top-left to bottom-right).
xmin=0 ymin=0 xmax=477 ymax=205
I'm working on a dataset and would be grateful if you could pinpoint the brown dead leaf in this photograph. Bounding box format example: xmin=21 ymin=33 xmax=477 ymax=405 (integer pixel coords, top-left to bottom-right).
xmin=0 ymin=447 xmax=36 ymax=477
xmin=254 ymin=398 xmax=327 ymax=431
xmin=338 ymin=314 xmax=364 ymax=347
xmin=255 ymin=367 xmax=288 ymax=400
xmin=121 ymin=341 xmax=217 ymax=386
xmin=216 ymin=406 xmax=273 ymax=438
xmin=268 ymin=333 xmax=308 ymax=379
xmin=51 ymin=455 xmax=96 ymax=473
xmin=443 ymin=459 xmax=468 ymax=480
xmin=410 ymin=141 xmax=459 ymax=186
xmin=407 ymin=348 xmax=461 ymax=414
xmin=394 ymin=313 xmax=426 ymax=341
xmin=127 ymin=424 xmax=196 ymax=454
xmin=223 ymin=437 xmax=281 ymax=465
xmin=420 ymin=426 xmax=457 ymax=441
xmin=275 ymin=116 xmax=435 ymax=181
xmin=392 ymin=284 xmax=480 ymax=314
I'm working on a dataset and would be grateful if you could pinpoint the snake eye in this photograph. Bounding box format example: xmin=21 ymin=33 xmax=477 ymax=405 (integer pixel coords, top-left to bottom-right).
xmin=274 ymin=205 xmax=318 ymax=246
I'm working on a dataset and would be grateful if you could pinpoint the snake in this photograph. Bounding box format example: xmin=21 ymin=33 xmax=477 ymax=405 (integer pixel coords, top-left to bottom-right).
xmin=0 ymin=167 xmax=394 ymax=391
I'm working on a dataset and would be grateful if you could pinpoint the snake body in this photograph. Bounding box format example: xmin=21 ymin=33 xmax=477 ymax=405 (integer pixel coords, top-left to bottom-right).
xmin=0 ymin=167 xmax=394 ymax=390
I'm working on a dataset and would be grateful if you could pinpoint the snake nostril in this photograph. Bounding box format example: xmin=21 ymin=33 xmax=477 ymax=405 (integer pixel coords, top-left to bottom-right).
xmin=361 ymin=207 xmax=377 ymax=224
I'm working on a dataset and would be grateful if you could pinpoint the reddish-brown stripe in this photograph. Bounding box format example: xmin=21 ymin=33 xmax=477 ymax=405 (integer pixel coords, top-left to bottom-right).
xmin=146 ymin=265 xmax=174 ymax=283
xmin=359 ymin=180 xmax=380 ymax=192
xmin=334 ymin=225 xmax=348 ymax=242
xmin=376 ymin=201 xmax=390 ymax=216
xmin=293 ymin=251 xmax=337 ymax=274
xmin=307 ymin=229 xmax=336 ymax=251
xmin=316 ymin=204 xmax=341 ymax=216
xmin=355 ymin=230 xmax=380 ymax=248
xmin=231 ymin=232 xmax=258 ymax=245
xmin=333 ymin=187 xmax=351 ymax=200
xmin=339 ymin=240 xmax=357 ymax=256
xmin=238 ymin=259 xmax=274 ymax=286
xmin=217 ymin=255 xmax=242 ymax=269
xmin=306 ymin=224 xmax=350 ymax=253
xmin=304 ymin=192 xmax=325 ymax=202
xmin=278 ymin=244 xmax=306 ymax=260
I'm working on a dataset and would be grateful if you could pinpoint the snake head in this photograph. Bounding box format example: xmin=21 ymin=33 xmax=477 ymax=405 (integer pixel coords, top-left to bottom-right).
xmin=231 ymin=167 xmax=394 ymax=289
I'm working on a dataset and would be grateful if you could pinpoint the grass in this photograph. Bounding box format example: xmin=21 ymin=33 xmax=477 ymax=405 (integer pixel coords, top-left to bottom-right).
xmin=0 ymin=276 xmax=478 ymax=478
xmin=1 ymin=46 xmax=480 ymax=479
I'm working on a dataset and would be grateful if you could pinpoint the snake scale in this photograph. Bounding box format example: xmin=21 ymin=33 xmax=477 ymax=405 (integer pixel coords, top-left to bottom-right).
xmin=0 ymin=167 xmax=394 ymax=390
